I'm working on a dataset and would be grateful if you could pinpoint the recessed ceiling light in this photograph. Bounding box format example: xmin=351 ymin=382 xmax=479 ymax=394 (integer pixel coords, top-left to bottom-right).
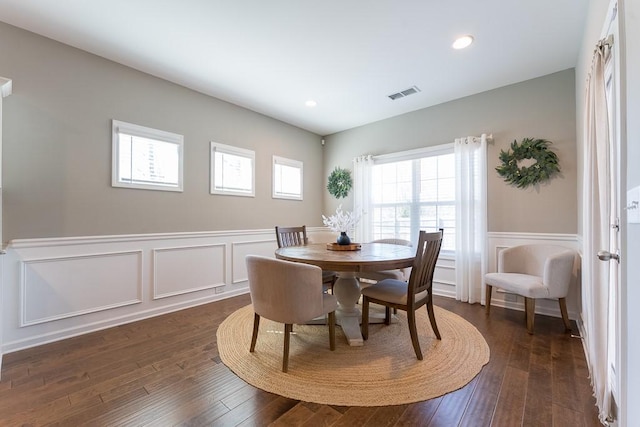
xmin=305 ymin=100 xmax=317 ymax=108
xmin=452 ymin=35 xmax=474 ymax=50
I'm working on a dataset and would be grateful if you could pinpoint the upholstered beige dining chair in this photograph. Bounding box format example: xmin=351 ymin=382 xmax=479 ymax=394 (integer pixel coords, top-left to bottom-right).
xmin=357 ymin=238 xmax=413 ymax=283
xmin=360 ymin=230 xmax=443 ymax=360
xmin=275 ymin=225 xmax=338 ymax=292
xmin=246 ymin=255 xmax=337 ymax=372
xmin=485 ymin=244 xmax=576 ymax=334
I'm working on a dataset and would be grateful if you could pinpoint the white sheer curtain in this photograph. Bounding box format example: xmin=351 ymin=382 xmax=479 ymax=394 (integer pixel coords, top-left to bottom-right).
xmin=454 ymin=134 xmax=488 ymax=304
xmin=582 ymin=38 xmax=612 ymax=424
xmin=352 ymin=155 xmax=373 ymax=243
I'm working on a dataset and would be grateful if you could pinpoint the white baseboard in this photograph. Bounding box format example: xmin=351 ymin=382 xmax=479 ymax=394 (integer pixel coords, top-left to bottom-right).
xmin=2 ymin=288 xmax=248 ymax=354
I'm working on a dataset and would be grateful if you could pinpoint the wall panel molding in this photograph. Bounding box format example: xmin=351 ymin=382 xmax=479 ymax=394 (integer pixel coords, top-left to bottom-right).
xmin=231 ymin=239 xmax=276 ymax=284
xmin=19 ymin=251 xmax=143 ymax=327
xmin=152 ymin=244 xmax=226 ymax=300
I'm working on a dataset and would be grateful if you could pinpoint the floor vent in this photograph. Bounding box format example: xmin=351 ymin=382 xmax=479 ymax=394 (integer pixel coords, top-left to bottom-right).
xmin=388 ymin=85 xmax=420 ymax=100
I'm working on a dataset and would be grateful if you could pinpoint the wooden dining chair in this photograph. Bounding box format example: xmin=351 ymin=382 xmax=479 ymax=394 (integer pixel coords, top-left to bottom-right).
xmin=246 ymin=255 xmax=337 ymax=372
xmin=360 ymin=230 xmax=443 ymax=360
xmin=275 ymin=225 xmax=338 ymax=292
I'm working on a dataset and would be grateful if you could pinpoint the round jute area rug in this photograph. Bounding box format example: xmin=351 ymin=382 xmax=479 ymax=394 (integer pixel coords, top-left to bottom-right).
xmin=217 ymin=304 xmax=489 ymax=407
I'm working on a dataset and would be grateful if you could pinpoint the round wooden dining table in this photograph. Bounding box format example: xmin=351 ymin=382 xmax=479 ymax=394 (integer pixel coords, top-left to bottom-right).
xmin=275 ymin=242 xmax=415 ymax=346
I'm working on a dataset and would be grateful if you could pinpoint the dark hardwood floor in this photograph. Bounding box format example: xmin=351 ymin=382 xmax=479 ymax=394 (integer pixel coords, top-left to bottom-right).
xmin=0 ymin=294 xmax=601 ymax=426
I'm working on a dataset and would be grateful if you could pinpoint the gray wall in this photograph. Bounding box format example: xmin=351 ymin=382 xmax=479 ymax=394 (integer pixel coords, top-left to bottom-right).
xmin=323 ymin=70 xmax=578 ymax=234
xmin=0 ymin=22 xmax=325 ymax=242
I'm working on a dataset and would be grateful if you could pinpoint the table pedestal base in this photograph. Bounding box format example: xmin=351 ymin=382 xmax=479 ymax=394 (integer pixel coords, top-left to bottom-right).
xmin=332 ymin=272 xmax=397 ymax=346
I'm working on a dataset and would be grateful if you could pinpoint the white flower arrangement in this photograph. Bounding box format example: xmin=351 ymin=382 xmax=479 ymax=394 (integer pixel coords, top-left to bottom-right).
xmin=322 ymin=204 xmax=360 ymax=233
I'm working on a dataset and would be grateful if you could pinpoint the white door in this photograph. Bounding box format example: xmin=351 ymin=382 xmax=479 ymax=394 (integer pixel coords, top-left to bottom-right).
xmin=597 ymin=23 xmax=621 ymax=417
xmin=618 ymin=0 xmax=640 ymax=423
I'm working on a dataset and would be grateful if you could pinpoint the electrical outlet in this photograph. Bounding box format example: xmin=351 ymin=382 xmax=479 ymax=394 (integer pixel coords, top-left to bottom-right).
xmin=214 ymin=285 xmax=225 ymax=294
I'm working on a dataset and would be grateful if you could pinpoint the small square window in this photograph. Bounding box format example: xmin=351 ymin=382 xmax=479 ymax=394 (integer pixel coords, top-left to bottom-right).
xmin=210 ymin=142 xmax=255 ymax=197
xmin=112 ymin=120 xmax=184 ymax=192
xmin=272 ymin=156 xmax=303 ymax=200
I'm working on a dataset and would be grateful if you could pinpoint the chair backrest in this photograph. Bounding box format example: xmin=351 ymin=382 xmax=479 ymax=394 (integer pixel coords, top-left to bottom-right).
xmin=275 ymin=225 xmax=308 ymax=248
xmin=245 ymin=255 xmax=326 ymax=324
xmin=406 ymin=230 xmax=443 ymax=307
xmin=499 ymin=244 xmax=576 ymax=297
xmin=370 ymin=238 xmax=412 ymax=247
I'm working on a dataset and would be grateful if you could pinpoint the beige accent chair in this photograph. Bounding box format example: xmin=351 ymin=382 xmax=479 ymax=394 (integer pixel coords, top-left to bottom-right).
xmin=357 ymin=238 xmax=413 ymax=283
xmin=360 ymin=230 xmax=443 ymax=360
xmin=275 ymin=225 xmax=338 ymax=292
xmin=485 ymin=244 xmax=576 ymax=334
xmin=246 ymin=255 xmax=338 ymax=372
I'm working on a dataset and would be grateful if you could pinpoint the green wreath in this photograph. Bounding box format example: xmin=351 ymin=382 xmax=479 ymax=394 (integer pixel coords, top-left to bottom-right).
xmin=327 ymin=167 xmax=353 ymax=199
xmin=496 ymin=138 xmax=560 ymax=188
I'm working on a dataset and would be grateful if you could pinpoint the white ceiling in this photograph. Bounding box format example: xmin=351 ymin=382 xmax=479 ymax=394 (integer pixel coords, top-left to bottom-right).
xmin=0 ymin=1 xmax=588 ymax=136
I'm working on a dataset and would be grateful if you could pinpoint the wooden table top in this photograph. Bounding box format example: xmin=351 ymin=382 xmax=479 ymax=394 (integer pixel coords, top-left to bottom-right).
xmin=275 ymin=243 xmax=415 ymax=272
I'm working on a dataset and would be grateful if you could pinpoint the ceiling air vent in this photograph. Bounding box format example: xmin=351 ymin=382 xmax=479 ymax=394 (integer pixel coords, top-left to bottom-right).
xmin=388 ymin=85 xmax=421 ymax=101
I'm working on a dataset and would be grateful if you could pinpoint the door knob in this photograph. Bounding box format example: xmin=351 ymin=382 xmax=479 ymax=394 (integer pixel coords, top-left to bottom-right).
xmin=597 ymin=250 xmax=620 ymax=262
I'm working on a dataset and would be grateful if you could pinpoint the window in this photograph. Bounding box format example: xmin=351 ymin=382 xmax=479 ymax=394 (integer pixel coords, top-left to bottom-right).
xmin=210 ymin=142 xmax=255 ymax=197
xmin=112 ymin=120 xmax=184 ymax=192
xmin=371 ymin=144 xmax=455 ymax=253
xmin=272 ymin=156 xmax=303 ymax=200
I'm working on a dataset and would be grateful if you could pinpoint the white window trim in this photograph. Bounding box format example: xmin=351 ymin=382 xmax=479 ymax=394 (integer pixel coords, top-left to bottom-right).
xmin=373 ymin=143 xmax=454 ymax=165
xmin=112 ymin=120 xmax=184 ymax=192
xmin=272 ymin=155 xmax=303 ymax=201
xmin=210 ymin=141 xmax=255 ymax=197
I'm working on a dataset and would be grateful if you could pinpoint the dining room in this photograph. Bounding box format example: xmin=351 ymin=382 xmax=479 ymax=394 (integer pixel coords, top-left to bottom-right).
xmin=0 ymin=0 xmax=638 ymax=424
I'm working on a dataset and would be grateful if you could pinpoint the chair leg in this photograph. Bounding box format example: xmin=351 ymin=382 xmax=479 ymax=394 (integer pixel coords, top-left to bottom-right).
xmin=525 ymin=298 xmax=535 ymax=334
xmin=485 ymin=284 xmax=492 ymax=315
xmin=426 ymin=298 xmax=441 ymax=340
xmin=361 ymin=297 xmax=370 ymax=340
xmin=328 ymin=311 xmax=336 ymax=350
xmin=282 ymin=323 xmax=292 ymax=373
xmin=558 ymin=297 xmax=572 ymax=332
xmin=250 ymin=313 xmax=260 ymax=352
xmin=407 ymin=309 xmax=423 ymax=360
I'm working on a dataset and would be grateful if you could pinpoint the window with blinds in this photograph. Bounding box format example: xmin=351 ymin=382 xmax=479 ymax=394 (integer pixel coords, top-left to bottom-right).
xmin=272 ymin=155 xmax=303 ymax=200
xmin=112 ymin=120 xmax=184 ymax=192
xmin=210 ymin=142 xmax=255 ymax=197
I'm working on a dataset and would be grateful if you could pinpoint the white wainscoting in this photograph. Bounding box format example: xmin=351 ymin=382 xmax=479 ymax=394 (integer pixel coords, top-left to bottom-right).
xmin=1 ymin=229 xmax=282 ymax=354
xmin=0 ymin=229 xmax=580 ymax=363
xmin=486 ymin=232 xmax=581 ymax=320
xmin=433 ymin=254 xmax=456 ymax=299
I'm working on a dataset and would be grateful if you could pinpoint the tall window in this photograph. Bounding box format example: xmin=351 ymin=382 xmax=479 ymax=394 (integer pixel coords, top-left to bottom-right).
xmin=272 ymin=156 xmax=303 ymax=200
xmin=371 ymin=145 xmax=455 ymax=252
xmin=210 ymin=142 xmax=255 ymax=197
xmin=112 ymin=120 xmax=184 ymax=192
